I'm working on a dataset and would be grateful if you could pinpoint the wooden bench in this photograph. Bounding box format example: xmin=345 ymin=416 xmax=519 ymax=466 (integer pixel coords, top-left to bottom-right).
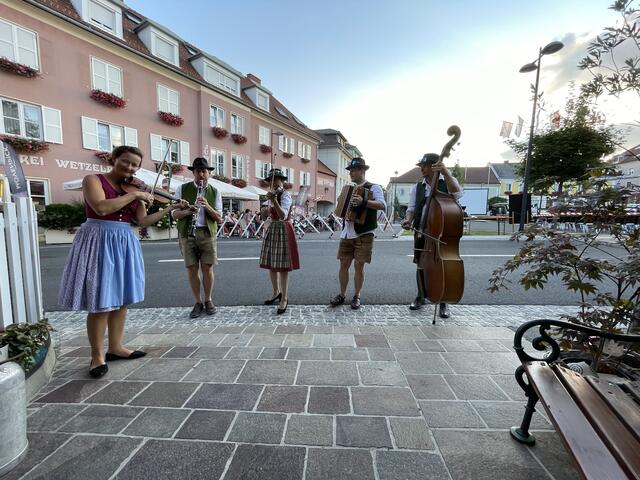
xmin=510 ymin=319 xmax=640 ymax=479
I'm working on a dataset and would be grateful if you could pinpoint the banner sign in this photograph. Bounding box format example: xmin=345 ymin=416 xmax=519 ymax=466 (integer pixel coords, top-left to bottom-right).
xmin=0 ymin=140 xmax=29 ymax=197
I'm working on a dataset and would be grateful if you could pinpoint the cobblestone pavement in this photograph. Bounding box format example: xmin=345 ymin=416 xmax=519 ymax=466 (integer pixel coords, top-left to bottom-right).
xmin=12 ymin=305 xmax=579 ymax=480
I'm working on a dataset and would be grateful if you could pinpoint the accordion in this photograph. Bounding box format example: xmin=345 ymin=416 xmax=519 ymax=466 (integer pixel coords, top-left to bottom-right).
xmin=335 ymin=184 xmax=370 ymax=224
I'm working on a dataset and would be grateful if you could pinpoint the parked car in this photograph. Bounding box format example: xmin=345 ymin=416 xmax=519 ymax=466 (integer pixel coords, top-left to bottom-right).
xmin=489 ymin=203 xmax=508 ymax=215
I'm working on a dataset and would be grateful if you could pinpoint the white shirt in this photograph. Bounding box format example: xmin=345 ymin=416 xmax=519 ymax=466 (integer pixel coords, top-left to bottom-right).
xmin=172 ymin=181 xmax=223 ymax=227
xmin=406 ymin=176 xmax=463 ymax=214
xmin=341 ymin=182 xmax=386 ymax=239
xmin=264 ymin=190 xmax=293 ymax=219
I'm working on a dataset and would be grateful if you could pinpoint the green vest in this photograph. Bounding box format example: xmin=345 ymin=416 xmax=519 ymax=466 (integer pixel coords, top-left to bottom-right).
xmin=353 ymin=182 xmax=379 ymax=235
xmin=412 ymin=178 xmax=448 ymax=229
xmin=176 ymin=182 xmax=219 ymax=238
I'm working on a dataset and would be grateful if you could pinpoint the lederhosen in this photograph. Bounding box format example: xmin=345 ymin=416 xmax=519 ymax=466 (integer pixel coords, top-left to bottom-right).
xmin=259 ymin=191 xmax=300 ymax=272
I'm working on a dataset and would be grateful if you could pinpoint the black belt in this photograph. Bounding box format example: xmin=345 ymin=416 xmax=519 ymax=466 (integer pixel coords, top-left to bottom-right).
xmin=195 ymin=226 xmax=209 ymax=230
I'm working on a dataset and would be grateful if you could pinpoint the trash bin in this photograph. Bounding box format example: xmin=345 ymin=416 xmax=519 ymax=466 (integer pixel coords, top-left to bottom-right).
xmin=0 ymin=362 xmax=28 ymax=477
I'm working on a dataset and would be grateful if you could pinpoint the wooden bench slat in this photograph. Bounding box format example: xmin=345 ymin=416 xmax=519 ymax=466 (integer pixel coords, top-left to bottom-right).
xmin=525 ymin=361 xmax=630 ymax=480
xmin=554 ymin=365 xmax=640 ymax=479
xmin=586 ymin=376 xmax=640 ymax=443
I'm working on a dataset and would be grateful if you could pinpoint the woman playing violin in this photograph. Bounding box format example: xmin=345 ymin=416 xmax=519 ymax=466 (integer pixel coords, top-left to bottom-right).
xmin=58 ymin=145 xmax=189 ymax=378
xmin=259 ymin=168 xmax=300 ymax=314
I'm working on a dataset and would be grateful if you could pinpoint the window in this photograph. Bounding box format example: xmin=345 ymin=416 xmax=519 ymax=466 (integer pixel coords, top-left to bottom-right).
xmin=97 ymin=122 xmax=124 ymax=151
xmin=211 ymin=149 xmax=225 ymax=176
xmin=152 ymin=32 xmax=178 ymax=65
xmin=0 ymin=19 xmax=39 ymax=70
xmin=150 ymin=133 xmax=189 ymax=165
xmin=279 ymin=135 xmax=294 ymax=154
xmin=160 ymin=138 xmax=179 ymax=164
xmin=255 ymin=160 xmax=272 ymax=179
xmin=256 ymin=91 xmax=269 ymax=111
xmin=259 ymin=126 xmax=270 ymax=145
xmin=210 ymin=105 xmax=225 ymax=128
xmin=282 ymin=167 xmax=294 ymax=185
xmin=91 ymin=57 xmax=122 ymax=96
xmin=630 ymin=168 xmax=635 ymax=176
xmin=204 ymin=63 xmax=240 ymax=96
xmin=26 ymin=178 xmax=49 ymax=206
xmin=299 ymin=171 xmax=310 ymax=186
xmin=505 ymin=183 xmax=512 ymax=192
xmin=275 ymin=106 xmax=289 ymax=118
xmin=298 ymin=141 xmax=311 ymax=159
xmin=82 ymin=117 xmax=136 ymax=150
xmin=157 ymin=84 xmax=179 ymax=115
xmin=399 ymin=188 xmax=405 ymax=196
xmin=1 ymin=99 xmax=42 ymax=139
xmin=231 ymin=153 xmax=245 ymax=179
xmin=88 ymin=0 xmax=117 ymax=33
xmin=231 ymin=114 xmax=245 ymax=135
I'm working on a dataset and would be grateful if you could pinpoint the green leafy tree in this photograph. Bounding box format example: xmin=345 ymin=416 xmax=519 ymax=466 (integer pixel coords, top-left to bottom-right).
xmin=450 ymin=163 xmax=464 ymax=185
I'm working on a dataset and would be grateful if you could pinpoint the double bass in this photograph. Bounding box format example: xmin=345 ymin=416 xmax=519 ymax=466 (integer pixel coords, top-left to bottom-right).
xmin=418 ymin=126 xmax=464 ymax=324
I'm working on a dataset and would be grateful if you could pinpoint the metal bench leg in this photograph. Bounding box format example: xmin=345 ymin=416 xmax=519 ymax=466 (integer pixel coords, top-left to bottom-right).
xmin=510 ymin=365 xmax=538 ymax=445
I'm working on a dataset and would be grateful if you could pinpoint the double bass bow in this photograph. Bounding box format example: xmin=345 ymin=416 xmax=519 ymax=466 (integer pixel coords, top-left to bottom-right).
xmin=418 ymin=125 xmax=465 ymax=324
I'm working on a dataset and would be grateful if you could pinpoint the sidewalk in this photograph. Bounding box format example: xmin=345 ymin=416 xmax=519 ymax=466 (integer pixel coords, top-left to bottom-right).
xmin=12 ymin=305 xmax=578 ymax=480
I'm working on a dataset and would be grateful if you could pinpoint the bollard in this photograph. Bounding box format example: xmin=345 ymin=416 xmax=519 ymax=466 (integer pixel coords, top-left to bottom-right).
xmin=0 ymin=362 xmax=28 ymax=477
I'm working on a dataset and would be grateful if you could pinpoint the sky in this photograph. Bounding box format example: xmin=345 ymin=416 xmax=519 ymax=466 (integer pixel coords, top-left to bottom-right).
xmin=127 ymin=0 xmax=639 ymax=185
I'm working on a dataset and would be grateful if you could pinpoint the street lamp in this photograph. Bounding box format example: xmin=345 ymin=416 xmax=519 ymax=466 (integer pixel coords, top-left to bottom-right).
xmin=518 ymin=40 xmax=564 ymax=232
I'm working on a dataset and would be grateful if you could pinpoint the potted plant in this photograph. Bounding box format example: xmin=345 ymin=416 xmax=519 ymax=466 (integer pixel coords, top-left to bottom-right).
xmin=231 ymin=178 xmax=247 ymax=188
xmin=231 ymin=133 xmax=247 ymax=145
xmin=158 ymin=111 xmax=184 ymax=126
xmin=260 ymin=144 xmax=272 ymax=153
xmin=0 ymin=57 xmax=39 ymax=77
xmin=212 ymin=174 xmax=231 ymax=183
xmin=0 ymin=320 xmax=54 ymax=378
xmin=282 ymin=152 xmax=293 ymax=159
xmin=212 ymin=127 xmax=228 ymax=139
xmin=0 ymin=135 xmax=49 ymax=153
xmin=135 ymin=204 xmax=177 ymax=240
xmin=38 ymin=202 xmax=86 ymax=243
xmin=90 ymin=89 xmax=127 ymax=108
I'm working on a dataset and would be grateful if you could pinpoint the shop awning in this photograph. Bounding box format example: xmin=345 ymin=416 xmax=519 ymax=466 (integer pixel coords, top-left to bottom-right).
xmin=245 ymin=185 xmax=268 ymax=196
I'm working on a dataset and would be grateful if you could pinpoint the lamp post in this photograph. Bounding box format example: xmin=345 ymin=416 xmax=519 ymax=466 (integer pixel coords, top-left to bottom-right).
xmin=518 ymin=40 xmax=564 ymax=232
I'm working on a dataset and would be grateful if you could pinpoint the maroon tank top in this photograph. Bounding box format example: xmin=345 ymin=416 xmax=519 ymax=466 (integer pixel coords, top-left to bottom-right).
xmin=85 ymin=174 xmax=140 ymax=222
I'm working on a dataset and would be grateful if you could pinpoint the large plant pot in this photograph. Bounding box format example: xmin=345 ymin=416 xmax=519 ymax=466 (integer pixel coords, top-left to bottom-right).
xmin=0 ymin=345 xmax=7 ymax=363
xmin=0 ymin=362 xmax=28 ymax=477
xmin=44 ymin=229 xmax=76 ymax=244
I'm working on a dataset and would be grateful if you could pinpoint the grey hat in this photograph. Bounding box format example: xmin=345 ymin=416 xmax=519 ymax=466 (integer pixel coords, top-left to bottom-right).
xmin=264 ymin=168 xmax=287 ymax=181
xmin=346 ymin=157 xmax=369 ymax=170
xmin=417 ymin=153 xmax=439 ymax=166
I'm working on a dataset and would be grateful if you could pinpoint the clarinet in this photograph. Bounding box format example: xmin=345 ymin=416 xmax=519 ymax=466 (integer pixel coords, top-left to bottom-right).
xmin=188 ymin=180 xmax=206 ymax=237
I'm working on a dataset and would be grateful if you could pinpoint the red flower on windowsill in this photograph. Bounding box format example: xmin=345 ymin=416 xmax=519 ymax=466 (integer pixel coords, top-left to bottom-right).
xmin=231 ymin=178 xmax=247 ymax=188
xmin=90 ymin=89 xmax=126 ymax=108
xmin=170 ymin=164 xmax=185 ymax=174
xmin=231 ymin=134 xmax=247 ymax=145
xmin=282 ymin=152 xmax=293 ymax=159
xmin=0 ymin=57 xmax=39 ymax=78
xmin=95 ymin=151 xmax=112 ymax=163
xmin=212 ymin=174 xmax=231 ymax=183
xmin=300 ymin=157 xmax=311 ymax=163
xmin=0 ymin=135 xmax=49 ymax=153
xmin=212 ymin=127 xmax=228 ymax=139
xmin=158 ymin=111 xmax=184 ymax=127
xmin=260 ymin=144 xmax=272 ymax=153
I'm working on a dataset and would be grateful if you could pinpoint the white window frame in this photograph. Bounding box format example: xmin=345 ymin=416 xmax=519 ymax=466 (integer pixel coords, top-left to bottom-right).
xmin=0 ymin=18 xmax=39 ymax=70
xmin=259 ymin=126 xmax=270 ymax=145
xmin=81 ymin=116 xmax=136 ymax=150
xmin=230 ymin=113 xmax=245 ymax=135
xmin=87 ymin=0 xmax=120 ymax=35
xmin=150 ymin=133 xmax=189 ymax=165
xmin=90 ymin=56 xmax=122 ymax=97
xmin=300 ymin=171 xmax=310 ymax=186
xmin=298 ymin=141 xmax=311 ymax=160
xmin=203 ymin=62 xmax=240 ymax=96
xmin=279 ymin=135 xmax=294 ymax=154
xmin=231 ymin=153 xmax=245 ymax=179
xmin=256 ymin=91 xmax=269 ymax=111
xmin=157 ymin=84 xmax=180 ymax=115
xmin=26 ymin=177 xmax=50 ymax=206
xmin=97 ymin=121 xmax=125 ymax=152
xmin=151 ymin=30 xmax=179 ymax=66
xmin=209 ymin=105 xmax=225 ymax=128
xmin=0 ymin=97 xmax=63 ymax=144
xmin=211 ymin=149 xmax=226 ymax=176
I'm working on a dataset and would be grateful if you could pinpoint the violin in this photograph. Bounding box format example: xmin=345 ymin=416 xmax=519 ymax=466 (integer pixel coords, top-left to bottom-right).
xmin=121 ymin=176 xmax=183 ymax=205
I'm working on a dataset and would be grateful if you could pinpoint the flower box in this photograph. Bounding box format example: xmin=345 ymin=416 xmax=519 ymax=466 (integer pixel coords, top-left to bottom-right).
xmin=260 ymin=144 xmax=272 ymax=154
xmin=90 ymin=89 xmax=126 ymax=108
xmin=231 ymin=178 xmax=247 ymax=188
xmin=212 ymin=127 xmax=228 ymax=139
xmin=170 ymin=164 xmax=185 ymax=175
xmin=0 ymin=57 xmax=38 ymax=78
xmin=95 ymin=151 xmax=111 ymax=163
xmin=301 ymin=158 xmax=311 ymax=163
xmin=231 ymin=134 xmax=247 ymax=145
xmin=282 ymin=152 xmax=293 ymax=159
xmin=212 ymin=174 xmax=231 ymax=183
xmin=158 ymin=111 xmax=184 ymax=126
xmin=0 ymin=135 xmax=49 ymax=153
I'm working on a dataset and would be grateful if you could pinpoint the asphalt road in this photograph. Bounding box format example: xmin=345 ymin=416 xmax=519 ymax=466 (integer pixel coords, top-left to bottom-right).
xmin=40 ymin=235 xmax=610 ymax=310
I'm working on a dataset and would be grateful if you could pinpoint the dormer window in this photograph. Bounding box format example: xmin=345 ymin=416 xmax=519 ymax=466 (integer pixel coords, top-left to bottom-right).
xmin=71 ymin=0 xmax=123 ymax=38
xmin=256 ymin=91 xmax=269 ymax=111
xmin=275 ymin=106 xmax=289 ymax=119
xmin=204 ymin=63 xmax=239 ymax=96
xmin=153 ymin=33 xmax=179 ymax=66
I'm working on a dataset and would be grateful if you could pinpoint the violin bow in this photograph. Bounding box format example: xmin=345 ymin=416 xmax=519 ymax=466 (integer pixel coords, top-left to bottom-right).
xmin=151 ymin=144 xmax=173 ymax=195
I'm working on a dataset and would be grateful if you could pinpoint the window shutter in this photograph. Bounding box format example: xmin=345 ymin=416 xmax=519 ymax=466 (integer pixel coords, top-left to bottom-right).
xmin=124 ymin=127 xmax=138 ymax=147
xmin=297 ymin=141 xmax=302 ymax=157
xmin=42 ymin=107 xmax=62 ymax=144
xmin=289 ymin=168 xmax=294 ymax=185
xmin=180 ymin=140 xmax=190 ymax=165
xmin=0 ymin=20 xmax=14 ymax=62
xmin=219 ymin=108 xmax=225 ymax=128
xmin=279 ymin=136 xmax=284 ymax=152
xmin=299 ymin=171 xmax=304 ymax=186
xmin=81 ymin=116 xmax=98 ymax=150
xmin=150 ymin=133 xmax=162 ymax=161
xmin=255 ymin=160 xmax=262 ymax=179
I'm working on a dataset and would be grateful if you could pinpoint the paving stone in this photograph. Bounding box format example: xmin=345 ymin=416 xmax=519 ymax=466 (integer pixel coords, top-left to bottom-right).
xmin=27 ymin=404 xmax=87 ymax=431
xmin=242 ymin=325 xmax=276 ymax=334
xmin=471 ymin=401 xmax=551 ymax=429
xmin=257 ymin=385 xmax=308 ymax=413
xmin=419 ymin=401 xmax=485 ymax=428
xmin=260 ymin=347 xmax=288 ymax=359
xmin=313 ymin=334 xmax=355 ymax=347
xmin=389 ymin=417 xmax=434 ymax=450
xmin=59 ymin=404 xmax=142 ymax=434
xmin=190 ymin=346 xmax=230 ymax=359
xmin=354 ymin=334 xmax=389 ymax=348
xmin=2 ymin=432 xmax=72 ymax=480
xmin=352 ymin=387 xmax=419 ymax=416
xmin=227 ymin=412 xmax=287 ymax=444
xmin=219 ymin=333 xmax=253 ymax=346
xmin=358 ymin=362 xmax=407 ymax=386
xmin=275 ymin=325 xmax=306 ymax=334
xmin=333 ymin=325 xmax=360 ymax=334
xmin=116 ymin=439 xmax=234 ymax=480
xmin=284 ymin=414 xmax=332 ymax=446
xmin=128 ymin=382 xmax=198 ymax=408
xmin=384 ymin=326 xmax=425 ymax=337
xmin=162 ymin=346 xmax=198 ymax=358
xmin=434 ymin=430 xmax=548 ymax=480
xmin=308 ymin=386 xmax=350 ymax=414
xmin=414 ymin=340 xmax=445 ymax=352
xmin=283 ymin=334 xmax=313 ymax=347
xmin=490 ymin=374 xmax=527 ymax=401
xmin=331 ymin=347 xmax=368 ymax=360
xmin=287 ymin=347 xmax=330 ymax=360
xmin=84 ymin=381 xmax=149 ymax=404
xmin=368 ymin=348 xmax=396 ymax=361
xmin=125 ymin=359 xmax=198 ymax=381
xmin=424 ymin=326 xmax=515 ymax=340
xmin=297 ymin=361 xmax=359 ymax=386
xmin=62 ymin=346 xmax=91 ymax=357
xmin=182 ymin=359 xmax=245 ymax=382
xmin=134 ymin=346 xmax=170 ymax=358
xmin=528 ymin=431 xmax=580 ymax=480
xmin=444 ymin=375 xmax=510 ymax=400
xmin=305 ymin=325 xmax=334 ymax=334
xmin=175 ymin=410 xmax=235 ymax=440
xmin=358 ymin=326 xmax=384 ymax=334
xmin=396 ymin=352 xmax=454 ymax=374
xmin=37 ymin=380 xmax=109 ymax=403
xmin=248 ymin=334 xmax=286 ymax=347
xmin=224 ymin=346 xmax=263 ymax=359
xmin=189 ymin=334 xmax=226 ymax=346
xmin=185 ymin=383 xmax=262 ymax=410
xmin=387 ymin=338 xmax=420 ymax=351
xmin=128 ymin=333 xmax=197 ymax=346
xmin=24 ymin=435 xmax=141 ymax=480
xmin=122 ymin=407 xmax=191 ymax=437
xmin=306 ymin=448 xmax=375 ymax=480
xmin=439 ymin=339 xmax=485 ymax=352
xmin=376 ymin=450 xmax=449 ymax=480
xmin=476 ymin=339 xmax=512 ymax=352
xmin=237 ymin=360 xmax=298 ymax=385
xmin=213 ymin=325 xmax=245 ymax=334
xmin=440 ymin=352 xmax=518 ymax=374
xmin=336 ymin=416 xmax=392 ymax=448
xmin=224 ymin=444 xmax=305 ymax=480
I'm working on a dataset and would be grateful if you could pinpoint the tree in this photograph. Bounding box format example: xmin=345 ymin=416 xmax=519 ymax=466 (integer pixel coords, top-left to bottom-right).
xmin=507 ymin=93 xmax=620 ymax=193
xmin=450 ymin=163 xmax=464 ymax=185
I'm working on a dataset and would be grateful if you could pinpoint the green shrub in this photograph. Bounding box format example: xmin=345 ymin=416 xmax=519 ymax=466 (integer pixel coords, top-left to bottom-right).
xmin=488 ymin=196 xmax=507 ymax=206
xmin=38 ymin=202 xmax=85 ymax=231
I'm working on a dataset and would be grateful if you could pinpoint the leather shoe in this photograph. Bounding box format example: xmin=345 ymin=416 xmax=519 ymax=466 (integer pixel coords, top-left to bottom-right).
xmin=204 ymin=301 xmax=216 ymax=315
xmin=89 ymin=363 xmax=108 ymax=378
xmin=330 ymin=294 xmax=345 ymax=307
xmin=409 ymin=296 xmax=426 ymax=310
xmin=439 ymin=303 xmax=450 ymax=318
xmin=277 ymin=299 xmax=288 ymax=315
xmin=190 ymin=302 xmax=204 ymax=318
xmin=350 ymin=295 xmax=361 ymax=310
xmin=105 ymin=351 xmax=147 ymax=362
xmin=264 ymin=293 xmax=282 ymax=305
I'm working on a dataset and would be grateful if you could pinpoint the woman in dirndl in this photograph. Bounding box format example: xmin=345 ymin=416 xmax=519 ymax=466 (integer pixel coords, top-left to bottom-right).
xmin=260 ymin=168 xmax=300 ymax=314
xmin=58 ymin=145 xmax=188 ymax=378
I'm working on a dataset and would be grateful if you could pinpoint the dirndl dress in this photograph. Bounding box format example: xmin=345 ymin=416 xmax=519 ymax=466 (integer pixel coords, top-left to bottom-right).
xmin=58 ymin=174 xmax=145 ymax=313
xmin=260 ymin=206 xmax=300 ymax=272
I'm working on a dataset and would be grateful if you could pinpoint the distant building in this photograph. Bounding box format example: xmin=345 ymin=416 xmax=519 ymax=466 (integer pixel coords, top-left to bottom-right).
xmin=315 ymin=129 xmax=361 ymax=203
xmin=489 ymin=161 xmax=521 ymax=196
xmin=607 ymin=145 xmax=640 ymax=189
xmin=315 ymin=160 xmax=337 ymax=216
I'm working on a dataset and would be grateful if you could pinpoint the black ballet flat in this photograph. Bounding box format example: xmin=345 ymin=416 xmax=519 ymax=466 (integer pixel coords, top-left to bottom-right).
xmin=264 ymin=293 xmax=282 ymax=305
xmin=277 ymin=300 xmax=289 ymax=315
xmin=89 ymin=363 xmax=108 ymax=378
xmin=105 ymin=351 xmax=147 ymax=362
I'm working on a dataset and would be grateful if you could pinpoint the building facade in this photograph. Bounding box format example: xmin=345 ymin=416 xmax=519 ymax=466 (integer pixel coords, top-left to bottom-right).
xmin=0 ymin=0 xmax=320 ymax=209
xmin=489 ymin=161 xmax=521 ymax=196
xmin=315 ymin=160 xmax=336 ymax=216
xmin=315 ymin=129 xmax=361 ymax=204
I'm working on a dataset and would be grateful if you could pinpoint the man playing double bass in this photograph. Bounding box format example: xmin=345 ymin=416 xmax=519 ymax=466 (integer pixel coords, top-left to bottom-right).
xmin=402 ymin=153 xmax=463 ymax=317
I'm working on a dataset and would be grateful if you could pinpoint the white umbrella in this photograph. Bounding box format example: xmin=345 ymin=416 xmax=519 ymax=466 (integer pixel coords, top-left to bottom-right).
xmin=208 ymin=178 xmax=259 ymax=200
xmin=245 ymin=185 xmax=268 ymax=196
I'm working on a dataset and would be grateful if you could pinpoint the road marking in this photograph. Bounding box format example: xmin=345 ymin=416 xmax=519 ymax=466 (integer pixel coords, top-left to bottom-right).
xmin=158 ymin=257 xmax=259 ymax=263
xmin=406 ymin=254 xmax=514 ymax=258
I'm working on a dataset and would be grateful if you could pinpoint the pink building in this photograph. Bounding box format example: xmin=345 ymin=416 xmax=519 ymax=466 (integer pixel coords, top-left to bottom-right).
xmin=0 ymin=0 xmax=321 ymax=210
xmin=316 ymin=160 xmax=336 ymax=216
